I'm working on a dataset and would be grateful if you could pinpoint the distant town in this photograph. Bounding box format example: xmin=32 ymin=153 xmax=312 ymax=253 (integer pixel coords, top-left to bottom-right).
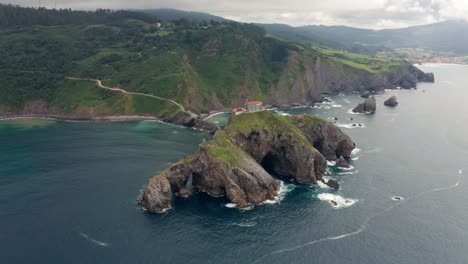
xmin=377 ymin=48 xmax=468 ymax=65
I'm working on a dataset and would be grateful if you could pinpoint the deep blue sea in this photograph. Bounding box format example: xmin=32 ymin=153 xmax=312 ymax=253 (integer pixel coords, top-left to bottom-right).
xmin=1 ymin=64 xmax=468 ymax=264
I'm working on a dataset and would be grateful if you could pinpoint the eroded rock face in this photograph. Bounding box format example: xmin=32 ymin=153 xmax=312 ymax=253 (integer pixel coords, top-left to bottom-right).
xmin=336 ymin=156 xmax=350 ymax=168
xmin=140 ymin=174 xmax=172 ymax=213
xmin=140 ymin=111 xmax=355 ymax=213
xmin=353 ymin=96 xmax=376 ymax=113
xmin=231 ymin=129 xmax=327 ymax=184
xmin=384 ymin=96 xmax=399 ymax=107
xmin=288 ymin=115 xmax=355 ymax=160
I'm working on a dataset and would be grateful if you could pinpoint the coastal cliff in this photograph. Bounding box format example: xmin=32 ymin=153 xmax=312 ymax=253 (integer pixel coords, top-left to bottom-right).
xmin=0 ymin=8 xmax=434 ymax=122
xmin=140 ymin=111 xmax=355 ymax=213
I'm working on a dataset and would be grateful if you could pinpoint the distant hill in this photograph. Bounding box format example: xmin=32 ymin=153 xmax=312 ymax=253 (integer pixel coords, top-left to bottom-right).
xmin=262 ymin=20 xmax=468 ymax=55
xmin=142 ymin=8 xmax=227 ymax=22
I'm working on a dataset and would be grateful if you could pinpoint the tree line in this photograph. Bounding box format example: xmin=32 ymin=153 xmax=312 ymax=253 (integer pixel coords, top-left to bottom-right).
xmin=0 ymin=4 xmax=159 ymax=28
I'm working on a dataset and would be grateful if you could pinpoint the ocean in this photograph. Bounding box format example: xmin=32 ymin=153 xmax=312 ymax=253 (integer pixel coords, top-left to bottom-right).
xmin=1 ymin=64 xmax=467 ymax=263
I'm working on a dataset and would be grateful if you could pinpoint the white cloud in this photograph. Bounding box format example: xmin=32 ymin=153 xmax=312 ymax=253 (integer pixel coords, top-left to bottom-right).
xmin=3 ymin=0 xmax=468 ymax=29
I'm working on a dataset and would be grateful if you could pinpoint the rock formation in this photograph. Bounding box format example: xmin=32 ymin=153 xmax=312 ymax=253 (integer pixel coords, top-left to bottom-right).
xmin=325 ymin=179 xmax=340 ymax=190
xmin=353 ymin=96 xmax=376 ymax=113
xmin=384 ymin=96 xmax=399 ymax=107
xmin=139 ymin=111 xmax=355 ymax=213
xmin=336 ymin=156 xmax=350 ymax=168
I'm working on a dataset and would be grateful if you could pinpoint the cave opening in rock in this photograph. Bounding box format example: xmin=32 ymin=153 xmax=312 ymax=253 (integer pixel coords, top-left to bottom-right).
xmin=260 ymin=152 xmax=293 ymax=180
xmin=260 ymin=152 xmax=279 ymax=174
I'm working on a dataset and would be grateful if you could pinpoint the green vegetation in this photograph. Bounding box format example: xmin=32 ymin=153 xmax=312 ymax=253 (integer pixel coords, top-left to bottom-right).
xmin=0 ymin=5 xmax=411 ymax=118
xmin=51 ymin=79 xmax=182 ymax=117
xmin=225 ymin=111 xmax=310 ymax=146
xmin=316 ymin=47 xmax=401 ymax=74
xmin=202 ymin=111 xmax=328 ymax=165
xmin=288 ymin=114 xmax=328 ymax=130
xmin=201 ymin=130 xmax=249 ymax=166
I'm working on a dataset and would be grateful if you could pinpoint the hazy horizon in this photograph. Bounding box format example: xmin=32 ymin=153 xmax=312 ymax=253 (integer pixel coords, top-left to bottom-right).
xmin=3 ymin=0 xmax=468 ymax=30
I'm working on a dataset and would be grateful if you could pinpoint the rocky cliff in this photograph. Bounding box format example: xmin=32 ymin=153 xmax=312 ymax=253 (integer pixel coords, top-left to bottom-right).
xmin=139 ymin=111 xmax=355 ymax=213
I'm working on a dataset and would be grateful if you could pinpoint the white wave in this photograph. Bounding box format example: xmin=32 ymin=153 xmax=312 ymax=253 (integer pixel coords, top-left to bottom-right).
xmin=317 ymin=193 xmax=358 ymax=209
xmin=327 ymin=160 xmax=336 ymax=166
xmin=225 ymin=203 xmax=237 ymax=208
xmin=351 ymin=157 xmax=359 ymax=161
xmin=262 ymin=182 xmax=293 ymax=205
xmin=336 ymin=123 xmax=365 ymax=129
xmin=275 ymin=111 xmax=291 ymax=116
xmin=459 ymin=169 xmax=464 ymax=174
xmin=317 ymin=177 xmax=332 ymax=189
xmin=347 ymin=108 xmax=361 ymax=115
xmin=338 ymin=165 xmax=355 ymax=171
xmin=234 ymin=222 xmax=257 ymax=227
xmin=351 ymin=148 xmax=361 ymax=156
xmin=79 ymin=232 xmax=110 ymax=247
xmin=391 ymin=196 xmax=405 ymax=201
xmin=332 ymin=104 xmax=342 ymax=108
xmin=317 ymin=181 xmax=331 ymax=189
xmin=338 ymin=170 xmax=359 ymax=175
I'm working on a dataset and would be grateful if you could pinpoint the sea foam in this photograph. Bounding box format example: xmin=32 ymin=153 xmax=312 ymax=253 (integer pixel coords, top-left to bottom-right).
xmin=317 ymin=193 xmax=357 ymax=209
xmin=336 ymin=123 xmax=366 ymax=129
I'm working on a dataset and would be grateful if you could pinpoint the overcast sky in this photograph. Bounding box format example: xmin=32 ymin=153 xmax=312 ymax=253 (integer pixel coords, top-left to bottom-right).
xmin=5 ymin=0 xmax=468 ymax=29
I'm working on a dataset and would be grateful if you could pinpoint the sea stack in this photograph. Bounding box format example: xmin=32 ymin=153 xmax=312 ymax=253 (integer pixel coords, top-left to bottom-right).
xmin=384 ymin=96 xmax=399 ymax=107
xmin=353 ymin=96 xmax=376 ymax=113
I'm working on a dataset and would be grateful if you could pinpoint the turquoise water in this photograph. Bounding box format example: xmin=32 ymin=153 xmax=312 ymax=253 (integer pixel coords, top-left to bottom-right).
xmin=1 ymin=64 xmax=468 ymax=263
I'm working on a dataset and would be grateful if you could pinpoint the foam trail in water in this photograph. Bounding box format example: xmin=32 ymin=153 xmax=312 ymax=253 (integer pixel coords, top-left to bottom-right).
xmin=317 ymin=193 xmax=357 ymax=209
xmin=336 ymin=123 xmax=366 ymax=129
xmin=233 ymin=222 xmax=257 ymax=227
xmin=79 ymin=232 xmax=110 ymax=247
xmin=250 ymin=172 xmax=463 ymax=264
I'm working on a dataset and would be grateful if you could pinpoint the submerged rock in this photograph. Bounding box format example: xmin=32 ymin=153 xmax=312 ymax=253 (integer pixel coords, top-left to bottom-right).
xmin=360 ymin=91 xmax=371 ymax=98
xmin=325 ymin=179 xmax=340 ymax=190
xmin=140 ymin=111 xmax=356 ymax=213
xmin=353 ymin=96 xmax=376 ymax=113
xmin=384 ymin=96 xmax=399 ymax=107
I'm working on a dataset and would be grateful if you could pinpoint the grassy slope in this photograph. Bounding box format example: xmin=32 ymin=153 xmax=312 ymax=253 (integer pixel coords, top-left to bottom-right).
xmin=204 ymin=111 xmax=328 ymax=165
xmin=0 ymin=18 xmax=408 ymax=117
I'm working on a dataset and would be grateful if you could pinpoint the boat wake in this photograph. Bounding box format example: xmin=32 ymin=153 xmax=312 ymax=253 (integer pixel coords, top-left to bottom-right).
xmin=250 ymin=171 xmax=463 ymax=264
xmin=79 ymin=232 xmax=110 ymax=247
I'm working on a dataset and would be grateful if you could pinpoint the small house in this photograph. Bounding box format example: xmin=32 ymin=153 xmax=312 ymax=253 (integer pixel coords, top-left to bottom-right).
xmin=246 ymin=101 xmax=263 ymax=112
xmin=232 ymin=107 xmax=246 ymax=115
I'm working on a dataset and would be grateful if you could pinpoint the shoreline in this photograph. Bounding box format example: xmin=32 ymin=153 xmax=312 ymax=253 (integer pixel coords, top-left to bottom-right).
xmin=417 ymin=62 xmax=468 ymax=66
xmin=0 ymin=114 xmax=165 ymax=122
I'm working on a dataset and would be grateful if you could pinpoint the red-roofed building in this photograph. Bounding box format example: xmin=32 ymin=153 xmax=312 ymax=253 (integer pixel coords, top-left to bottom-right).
xmin=246 ymin=101 xmax=263 ymax=112
xmin=232 ymin=107 xmax=247 ymax=115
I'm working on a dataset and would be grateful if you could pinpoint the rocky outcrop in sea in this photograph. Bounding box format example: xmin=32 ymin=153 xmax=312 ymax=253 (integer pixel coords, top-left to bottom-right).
xmin=139 ymin=111 xmax=355 ymax=213
xmin=384 ymin=96 xmax=399 ymax=107
xmin=353 ymin=96 xmax=376 ymax=113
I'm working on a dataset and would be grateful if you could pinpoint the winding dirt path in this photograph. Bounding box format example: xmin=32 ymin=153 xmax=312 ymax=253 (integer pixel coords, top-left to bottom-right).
xmin=66 ymin=77 xmax=195 ymax=116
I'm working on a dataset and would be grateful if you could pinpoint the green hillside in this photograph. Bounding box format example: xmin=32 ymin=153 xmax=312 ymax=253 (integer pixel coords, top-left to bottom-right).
xmin=0 ymin=4 xmax=431 ymax=119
